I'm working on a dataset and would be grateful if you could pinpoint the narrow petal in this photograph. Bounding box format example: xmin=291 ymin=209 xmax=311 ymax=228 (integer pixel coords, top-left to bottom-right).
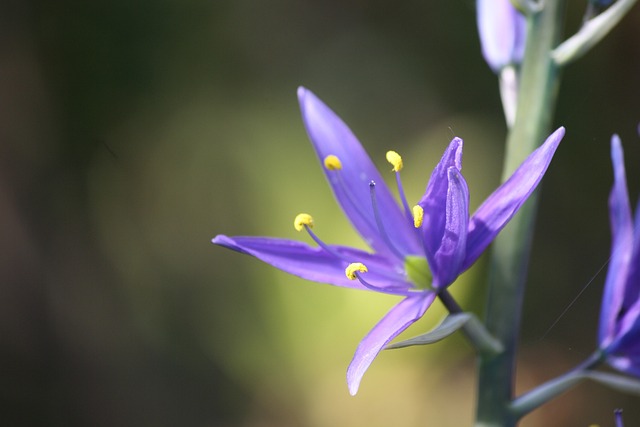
xmin=346 ymin=293 xmax=435 ymax=395
xmin=298 ymin=87 xmax=421 ymax=259
xmin=609 ymin=298 xmax=640 ymax=356
xmin=608 ymin=354 xmax=640 ymax=378
xmin=212 ymin=235 xmax=411 ymax=290
xmin=417 ymin=137 xmax=464 ymax=271
xmin=620 ymin=175 xmax=640 ymax=314
xmin=598 ymin=135 xmax=634 ymax=346
xmin=463 ymin=127 xmax=565 ymax=270
xmin=626 ymin=200 xmax=640 ymax=301
xmin=477 ymin=0 xmax=527 ymax=72
xmin=432 ymin=168 xmax=470 ymax=288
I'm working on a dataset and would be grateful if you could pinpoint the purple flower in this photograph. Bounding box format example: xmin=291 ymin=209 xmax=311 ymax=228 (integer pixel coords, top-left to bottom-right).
xmin=213 ymin=87 xmax=564 ymax=395
xmin=477 ymin=0 xmax=527 ymax=72
xmin=598 ymin=135 xmax=640 ymax=375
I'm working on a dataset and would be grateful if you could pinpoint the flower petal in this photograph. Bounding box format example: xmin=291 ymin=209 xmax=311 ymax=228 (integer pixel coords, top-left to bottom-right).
xmin=620 ymin=197 xmax=640 ymax=318
xmin=298 ymin=87 xmax=421 ymax=260
xmin=477 ymin=0 xmax=527 ymax=72
xmin=417 ymin=137 xmax=464 ymax=272
xmin=212 ymin=235 xmax=411 ymax=290
xmin=463 ymin=127 xmax=565 ymax=270
xmin=606 ymin=309 xmax=640 ymax=376
xmin=609 ymin=297 xmax=640 ymax=356
xmin=346 ymin=293 xmax=435 ymax=395
xmin=627 ymin=199 xmax=640 ymax=300
xmin=433 ymin=168 xmax=470 ymax=288
xmin=599 ymin=135 xmax=634 ymax=347
xmin=607 ymin=354 xmax=640 ymax=378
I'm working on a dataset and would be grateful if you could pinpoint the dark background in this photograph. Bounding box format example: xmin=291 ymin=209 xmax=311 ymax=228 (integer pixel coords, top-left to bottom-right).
xmin=1 ymin=1 xmax=639 ymax=426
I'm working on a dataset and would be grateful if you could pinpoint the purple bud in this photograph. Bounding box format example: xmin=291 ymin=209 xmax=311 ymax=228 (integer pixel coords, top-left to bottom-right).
xmin=477 ymin=0 xmax=527 ymax=72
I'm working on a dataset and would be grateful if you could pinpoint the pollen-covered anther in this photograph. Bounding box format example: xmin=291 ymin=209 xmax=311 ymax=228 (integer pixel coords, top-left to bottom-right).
xmin=412 ymin=205 xmax=424 ymax=228
xmin=294 ymin=213 xmax=314 ymax=231
xmin=345 ymin=262 xmax=368 ymax=280
xmin=386 ymin=151 xmax=403 ymax=172
xmin=324 ymin=155 xmax=342 ymax=171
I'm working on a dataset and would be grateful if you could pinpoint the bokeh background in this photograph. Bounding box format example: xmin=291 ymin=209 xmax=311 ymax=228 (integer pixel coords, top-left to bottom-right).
xmin=1 ymin=1 xmax=639 ymax=426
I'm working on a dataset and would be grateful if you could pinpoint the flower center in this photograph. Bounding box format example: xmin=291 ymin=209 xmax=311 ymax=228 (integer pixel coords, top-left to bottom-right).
xmin=404 ymin=255 xmax=433 ymax=289
xmin=315 ymin=152 xmax=434 ymax=292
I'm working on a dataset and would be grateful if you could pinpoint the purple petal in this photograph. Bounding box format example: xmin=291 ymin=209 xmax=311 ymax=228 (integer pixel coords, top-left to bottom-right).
xmin=417 ymin=137 xmax=464 ymax=273
xmin=609 ymin=298 xmax=640 ymax=356
xmin=615 ymin=408 xmax=624 ymax=427
xmin=599 ymin=135 xmax=634 ymax=347
xmin=433 ymin=168 xmax=470 ymax=288
xmin=621 ymin=199 xmax=640 ymax=318
xmin=298 ymin=87 xmax=421 ymax=260
xmin=627 ymin=200 xmax=640 ymax=302
xmin=607 ymin=314 xmax=640 ymax=376
xmin=607 ymin=354 xmax=640 ymax=378
xmin=477 ymin=0 xmax=527 ymax=72
xmin=212 ymin=235 xmax=411 ymax=291
xmin=346 ymin=293 xmax=435 ymax=395
xmin=463 ymin=127 xmax=565 ymax=270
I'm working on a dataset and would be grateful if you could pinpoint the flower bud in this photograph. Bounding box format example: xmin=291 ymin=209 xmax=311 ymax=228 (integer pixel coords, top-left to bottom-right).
xmin=477 ymin=0 xmax=527 ymax=72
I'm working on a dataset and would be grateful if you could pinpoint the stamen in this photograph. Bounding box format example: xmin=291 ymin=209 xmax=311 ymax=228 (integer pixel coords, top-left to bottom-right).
xmin=346 ymin=262 xmax=422 ymax=296
xmin=345 ymin=262 xmax=368 ymax=280
xmin=385 ymin=150 xmax=413 ymax=223
xmin=293 ymin=215 xmax=392 ymax=279
xmin=324 ymin=154 xmax=342 ymax=170
xmin=296 ymin=218 xmax=345 ymax=260
xmin=294 ymin=213 xmax=314 ymax=231
xmin=394 ymin=171 xmax=413 ymax=221
xmin=369 ymin=181 xmax=405 ymax=260
xmin=324 ymin=156 xmax=378 ymax=234
xmin=412 ymin=205 xmax=424 ymax=228
xmin=385 ymin=151 xmax=403 ymax=172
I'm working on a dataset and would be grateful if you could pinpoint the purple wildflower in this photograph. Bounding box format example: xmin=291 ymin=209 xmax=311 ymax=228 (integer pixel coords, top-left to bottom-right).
xmin=213 ymin=87 xmax=564 ymax=395
xmin=598 ymin=135 xmax=640 ymax=375
xmin=477 ymin=0 xmax=527 ymax=72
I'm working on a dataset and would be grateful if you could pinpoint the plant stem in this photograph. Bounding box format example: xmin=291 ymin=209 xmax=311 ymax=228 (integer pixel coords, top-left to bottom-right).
xmin=474 ymin=2 xmax=566 ymax=426
xmin=510 ymin=351 xmax=602 ymax=418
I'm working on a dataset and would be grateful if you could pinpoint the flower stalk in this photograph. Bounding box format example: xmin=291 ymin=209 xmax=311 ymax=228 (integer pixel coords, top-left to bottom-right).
xmin=475 ymin=1 xmax=566 ymax=426
xmin=510 ymin=351 xmax=603 ymax=418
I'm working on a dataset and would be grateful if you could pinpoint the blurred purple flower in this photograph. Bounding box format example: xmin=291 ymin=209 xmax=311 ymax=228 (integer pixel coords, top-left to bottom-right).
xmin=598 ymin=135 xmax=640 ymax=375
xmin=477 ymin=0 xmax=527 ymax=72
xmin=213 ymin=87 xmax=564 ymax=395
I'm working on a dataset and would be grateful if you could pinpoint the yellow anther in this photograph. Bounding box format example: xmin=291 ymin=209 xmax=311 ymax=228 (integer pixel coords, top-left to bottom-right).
xmin=386 ymin=151 xmax=403 ymax=172
xmin=412 ymin=205 xmax=424 ymax=228
xmin=324 ymin=155 xmax=342 ymax=171
xmin=345 ymin=263 xmax=368 ymax=280
xmin=294 ymin=213 xmax=314 ymax=231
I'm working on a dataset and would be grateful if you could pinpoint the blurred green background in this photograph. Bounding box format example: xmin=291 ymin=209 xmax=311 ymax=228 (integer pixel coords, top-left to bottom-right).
xmin=1 ymin=1 xmax=639 ymax=426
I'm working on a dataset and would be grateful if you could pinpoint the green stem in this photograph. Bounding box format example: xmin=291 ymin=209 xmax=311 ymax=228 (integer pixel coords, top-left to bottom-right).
xmin=474 ymin=2 xmax=566 ymax=426
xmin=438 ymin=290 xmax=503 ymax=355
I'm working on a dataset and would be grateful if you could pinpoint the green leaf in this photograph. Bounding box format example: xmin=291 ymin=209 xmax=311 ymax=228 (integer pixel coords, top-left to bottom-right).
xmin=585 ymin=371 xmax=640 ymax=396
xmin=385 ymin=313 xmax=472 ymax=350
